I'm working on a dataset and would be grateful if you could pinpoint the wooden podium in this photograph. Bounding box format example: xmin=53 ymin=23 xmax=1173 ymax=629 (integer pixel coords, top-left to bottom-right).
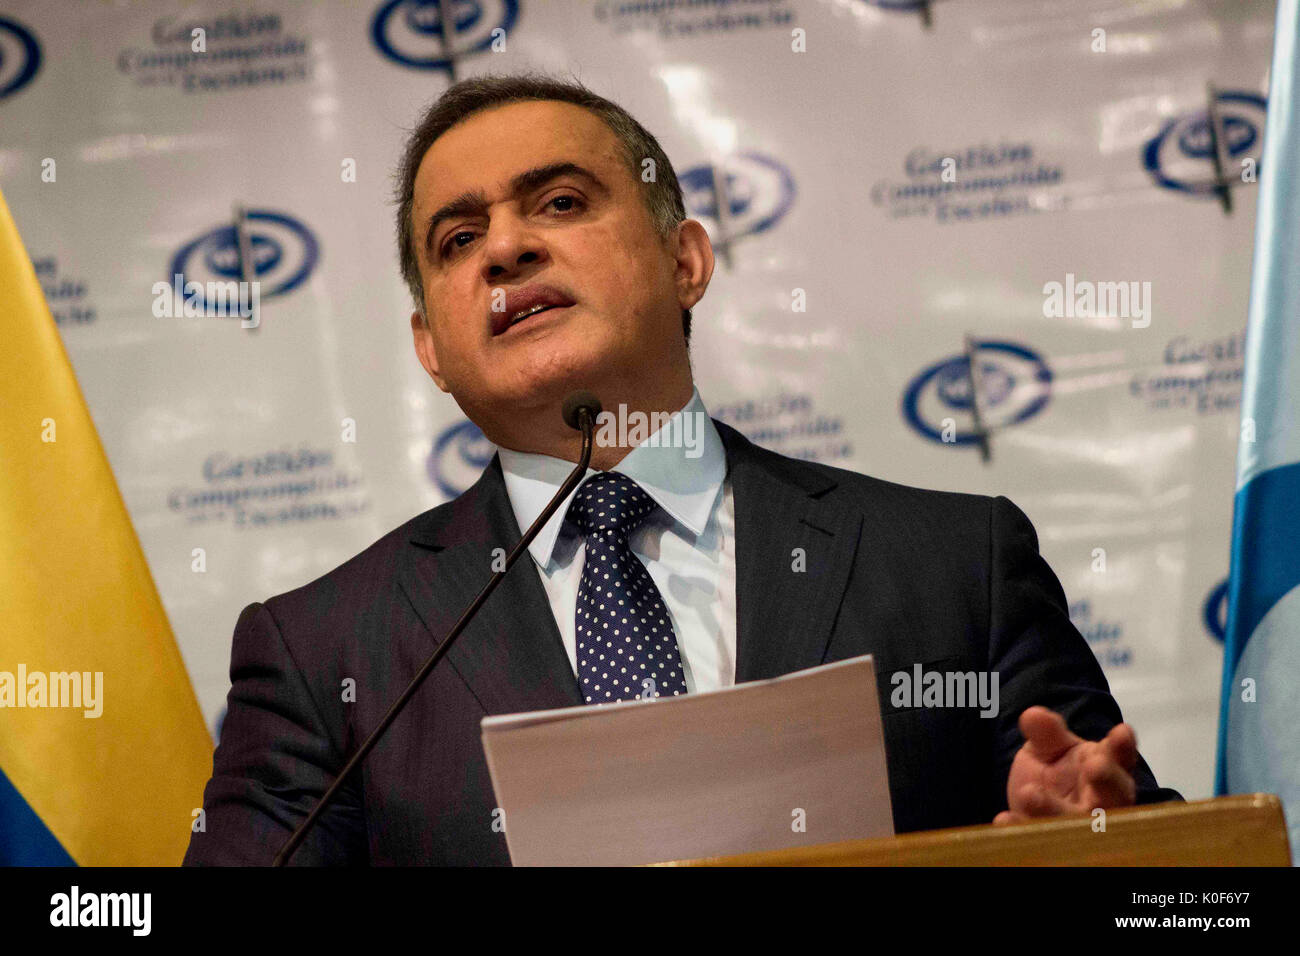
xmin=658 ymin=794 xmax=1292 ymax=866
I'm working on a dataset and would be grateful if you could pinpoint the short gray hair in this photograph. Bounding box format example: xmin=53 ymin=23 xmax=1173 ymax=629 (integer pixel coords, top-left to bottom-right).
xmin=393 ymin=72 xmax=692 ymax=342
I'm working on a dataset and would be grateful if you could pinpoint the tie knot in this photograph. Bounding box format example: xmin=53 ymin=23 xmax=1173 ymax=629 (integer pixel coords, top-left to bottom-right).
xmin=567 ymin=471 xmax=657 ymax=536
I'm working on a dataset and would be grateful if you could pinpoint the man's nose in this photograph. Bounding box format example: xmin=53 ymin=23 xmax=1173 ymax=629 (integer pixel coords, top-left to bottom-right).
xmin=480 ymin=213 xmax=548 ymax=281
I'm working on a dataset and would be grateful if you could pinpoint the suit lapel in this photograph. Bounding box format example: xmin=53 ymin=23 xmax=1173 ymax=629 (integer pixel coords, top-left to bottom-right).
xmin=397 ymin=456 xmax=583 ymax=716
xmin=717 ymin=421 xmax=864 ymax=685
xmin=396 ymin=419 xmax=865 ymax=716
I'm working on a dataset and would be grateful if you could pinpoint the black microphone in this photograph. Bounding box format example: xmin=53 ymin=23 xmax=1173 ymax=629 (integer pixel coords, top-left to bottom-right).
xmin=273 ymin=391 xmax=603 ymax=866
xmin=561 ymin=389 xmax=601 ymax=430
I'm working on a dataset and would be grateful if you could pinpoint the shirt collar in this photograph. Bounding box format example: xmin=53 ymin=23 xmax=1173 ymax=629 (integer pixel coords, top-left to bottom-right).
xmin=497 ymin=387 xmax=726 ymax=569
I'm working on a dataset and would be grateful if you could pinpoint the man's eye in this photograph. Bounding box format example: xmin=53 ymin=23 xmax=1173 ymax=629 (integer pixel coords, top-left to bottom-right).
xmin=443 ymin=231 xmax=476 ymax=258
xmin=547 ymin=194 xmax=584 ymax=214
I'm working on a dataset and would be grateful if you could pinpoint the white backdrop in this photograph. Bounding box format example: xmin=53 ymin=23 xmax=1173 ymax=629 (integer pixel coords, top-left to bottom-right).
xmin=0 ymin=0 xmax=1275 ymax=802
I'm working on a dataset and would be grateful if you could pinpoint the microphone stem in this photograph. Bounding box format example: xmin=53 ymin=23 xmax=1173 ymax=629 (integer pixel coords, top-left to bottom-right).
xmin=273 ymin=408 xmax=597 ymax=866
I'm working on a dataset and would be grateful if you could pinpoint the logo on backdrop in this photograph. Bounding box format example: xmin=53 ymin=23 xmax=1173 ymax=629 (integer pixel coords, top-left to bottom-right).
xmin=168 ymin=446 xmax=368 ymax=529
xmin=901 ymin=341 xmax=1053 ymax=445
xmin=1204 ymin=578 xmax=1229 ymax=643
xmin=117 ymin=11 xmax=313 ymax=92
xmin=168 ymin=211 xmax=319 ymax=313
xmin=371 ymin=0 xmax=519 ymax=70
xmin=428 ymin=420 xmax=496 ymax=498
xmin=860 ymin=0 xmax=943 ymax=9
xmin=711 ymin=393 xmax=852 ymax=464
xmin=1069 ymin=599 xmax=1133 ymax=670
xmin=32 ymin=255 xmax=97 ymax=326
xmin=680 ymin=152 xmax=795 ymax=244
xmin=0 ymin=16 xmax=42 ymax=100
xmin=872 ymin=141 xmax=1065 ymax=224
xmin=592 ymin=0 xmax=793 ymax=35
xmin=1129 ymin=331 xmax=1245 ymax=417
xmin=1143 ymin=91 xmax=1267 ymax=197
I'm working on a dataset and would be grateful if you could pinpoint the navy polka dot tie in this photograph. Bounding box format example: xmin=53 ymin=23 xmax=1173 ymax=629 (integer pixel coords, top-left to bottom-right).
xmin=568 ymin=471 xmax=689 ymax=704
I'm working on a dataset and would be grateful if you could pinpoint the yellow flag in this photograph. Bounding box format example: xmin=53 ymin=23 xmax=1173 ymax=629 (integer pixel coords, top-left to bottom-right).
xmin=0 ymin=185 xmax=213 ymax=865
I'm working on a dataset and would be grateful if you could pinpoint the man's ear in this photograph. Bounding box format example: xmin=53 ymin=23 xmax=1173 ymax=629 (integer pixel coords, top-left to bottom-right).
xmin=410 ymin=309 xmax=451 ymax=393
xmin=672 ymin=219 xmax=715 ymax=313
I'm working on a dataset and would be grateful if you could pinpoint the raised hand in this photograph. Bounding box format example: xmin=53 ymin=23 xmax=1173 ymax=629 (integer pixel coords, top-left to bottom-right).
xmin=994 ymin=705 xmax=1138 ymax=825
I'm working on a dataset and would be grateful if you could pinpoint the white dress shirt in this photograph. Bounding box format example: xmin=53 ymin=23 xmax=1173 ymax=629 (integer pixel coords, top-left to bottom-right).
xmin=496 ymin=388 xmax=736 ymax=694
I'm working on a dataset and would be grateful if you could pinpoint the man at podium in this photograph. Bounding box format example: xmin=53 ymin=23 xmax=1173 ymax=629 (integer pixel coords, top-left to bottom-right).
xmin=185 ymin=74 xmax=1180 ymax=866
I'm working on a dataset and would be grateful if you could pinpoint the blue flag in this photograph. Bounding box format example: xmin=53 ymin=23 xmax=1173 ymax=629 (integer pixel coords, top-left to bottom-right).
xmin=1216 ymin=0 xmax=1300 ymax=859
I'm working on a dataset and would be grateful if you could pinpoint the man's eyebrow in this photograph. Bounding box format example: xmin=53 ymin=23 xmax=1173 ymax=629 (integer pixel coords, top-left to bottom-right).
xmin=422 ymin=161 xmax=609 ymax=256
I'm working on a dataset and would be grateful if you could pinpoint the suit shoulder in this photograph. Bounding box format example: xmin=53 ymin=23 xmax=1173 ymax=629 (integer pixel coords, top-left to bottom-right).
xmin=753 ymin=442 xmax=996 ymax=526
xmin=717 ymin=418 xmax=990 ymax=514
xmin=826 ymin=460 xmax=1006 ymax=547
xmin=716 ymin=418 xmax=1001 ymax=537
xmin=257 ymin=498 xmax=454 ymax=624
xmin=815 ymin=456 xmax=989 ymax=509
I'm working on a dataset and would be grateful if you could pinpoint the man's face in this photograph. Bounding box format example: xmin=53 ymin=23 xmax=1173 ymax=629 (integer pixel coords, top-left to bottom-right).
xmin=409 ymin=99 xmax=695 ymax=434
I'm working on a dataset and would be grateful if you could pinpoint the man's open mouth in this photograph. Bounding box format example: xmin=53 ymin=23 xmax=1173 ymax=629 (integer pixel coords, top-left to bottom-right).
xmin=505 ymin=302 xmax=567 ymax=331
xmin=491 ymin=285 xmax=577 ymax=335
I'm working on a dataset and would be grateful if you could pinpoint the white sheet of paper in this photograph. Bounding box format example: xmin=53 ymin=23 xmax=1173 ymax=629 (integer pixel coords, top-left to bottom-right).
xmin=480 ymin=654 xmax=893 ymax=866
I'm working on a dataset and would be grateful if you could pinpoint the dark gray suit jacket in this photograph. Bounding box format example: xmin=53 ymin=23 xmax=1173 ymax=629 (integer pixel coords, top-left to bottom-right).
xmin=184 ymin=420 xmax=1179 ymax=865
